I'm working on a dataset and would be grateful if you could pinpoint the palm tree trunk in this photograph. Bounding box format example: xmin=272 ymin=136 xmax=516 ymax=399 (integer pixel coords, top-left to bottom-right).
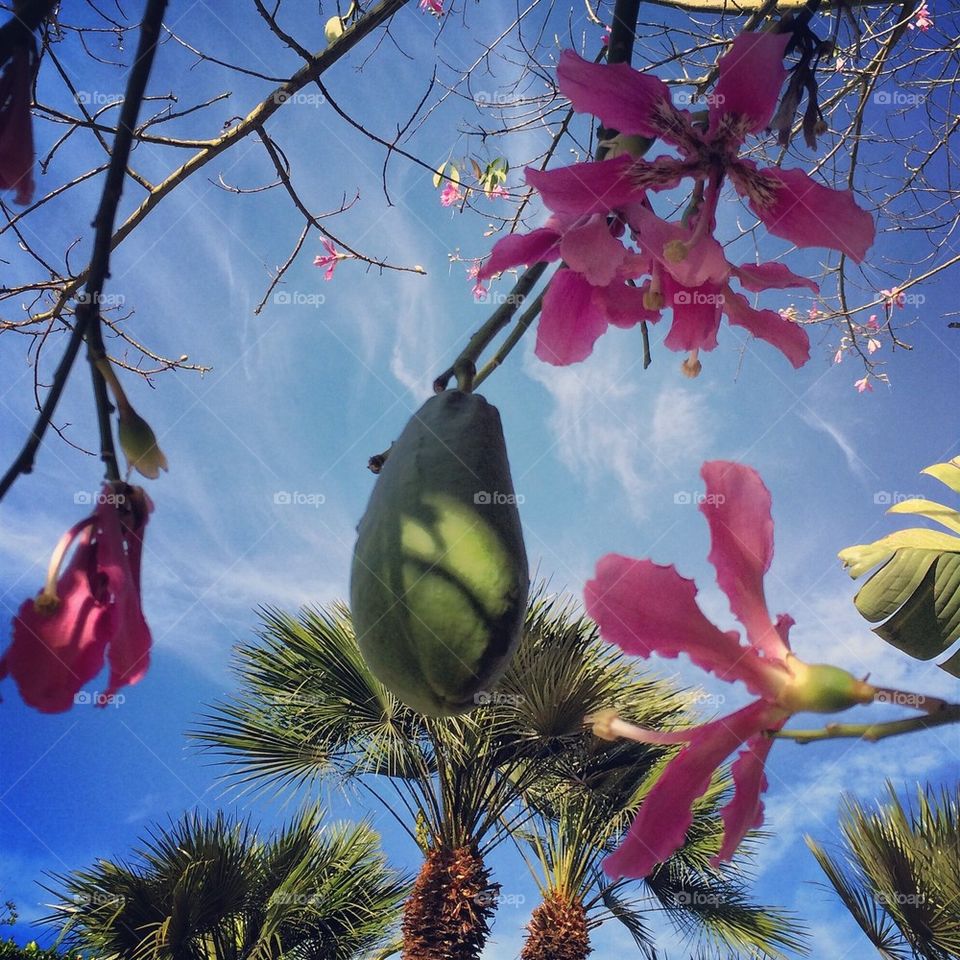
xmin=401 ymin=844 xmax=494 ymax=960
xmin=521 ymin=892 xmax=591 ymax=960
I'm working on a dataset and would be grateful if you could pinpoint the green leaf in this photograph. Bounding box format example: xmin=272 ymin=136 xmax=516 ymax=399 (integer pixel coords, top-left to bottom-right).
xmin=872 ymin=554 xmax=960 ymax=660
xmin=432 ymin=161 xmax=446 ymax=189
xmin=852 ymin=548 xmax=938 ymax=623
xmin=921 ymin=457 xmax=960 ymax=496
xmin=838 ymin=528 xmax=960 ymax=578
xmin=448 ymin=164 xmax=460 ymax=186
xmin=841 ymin=455 xmax=960 ymax=676
xmin=888 ymin=497 xmax=960 ymax=536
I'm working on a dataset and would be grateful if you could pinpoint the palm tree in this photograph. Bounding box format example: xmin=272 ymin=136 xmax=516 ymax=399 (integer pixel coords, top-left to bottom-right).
xmin=40 ymin=806 xmax=406 ymax=960
xmin=806 ymin=782 xmax=960 ymax=960
xmin=195 ymin=594 xmax=800 ymax=960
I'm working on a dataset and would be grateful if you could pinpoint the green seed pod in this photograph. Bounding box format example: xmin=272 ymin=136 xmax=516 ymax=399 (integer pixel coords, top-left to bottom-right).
xmin=350 ymin=390 xmax=529 ymax=716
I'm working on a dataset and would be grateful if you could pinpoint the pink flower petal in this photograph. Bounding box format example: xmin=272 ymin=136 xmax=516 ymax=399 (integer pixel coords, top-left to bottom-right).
xmin=477 ymin=226 xmax=562 ymax=280
xmin=699 ymin=462 xmax=790 ymax=660
xmin=3 ymin=533 xmax=113 ymax=713
xmin=526 ymin=156 xmax=641 ymax=216
xmin=731 ymin=261 xmax=819 ymax=294
xmin=712 ymin=713 xmax=788 ymax=864
xmin=663 ymin=279 xmax=723 ymax=352
xmin=0 ymin=46 xmax=37 ymax=205
xmin=585 ymin=554 xmax=787 ymax=697
xmin=557 ymin=50 xmax=675 ymax=141
xmin=722 ymin=289 xmax=811 ymax=368
xmin=535 ymin=268 xmax=608 ymax=365
xmin=709 ymin=33 xmax=789 ymax=135
xmin=604 ymin=699 xmax=778 ymax=879
xmin=735 ymin=163 xmax=875 ymax=262
xmin=594 ymin=281 xmax=661 ymax=329
xmin=560 ymin=216 xmax=628 ymax=286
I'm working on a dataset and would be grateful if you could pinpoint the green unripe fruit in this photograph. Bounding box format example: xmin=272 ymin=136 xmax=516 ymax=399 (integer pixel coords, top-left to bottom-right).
xmin=350 ymin=390 xmax=529 ymax=716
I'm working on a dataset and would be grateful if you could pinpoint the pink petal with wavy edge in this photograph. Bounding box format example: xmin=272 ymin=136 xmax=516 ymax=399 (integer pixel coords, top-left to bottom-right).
xmin=595 ymin=281 xmax=661 ymax=329
xmin=699 ymin=462 xmax=791 ymax=660
xmin=101 ymin=490 xmax=153 ymax=699
xmin=585 ymin=554 xmax=787 ymax=697
xmin=0 ymin=47 xmax=36 ymax=205
xmin=535 ymin=268 xmax=609 ymax=365
xmin=712 ymin=715 xmax=787 ymax=865
xmin=731 ymin=261 xmax=819 ymax=294
xmin=738 ymin=163 xmax=875 ymax=262
xmin=604 ymin=699 xmax=778 ymax=879
xmin=477 ymin=226 xmax=562 ymax=280
xmin=3 ymin=532 xmax=113 ymax=713
xmin=560 ymin=216 xmax=628 ymax=286
xmin=723 ymin=289 xmax=811 ymax=368
xmin=663 ymin=278 xmax=723 ymax=352
xmin=557 ymin=49 xmax=675 ymax=141
xmin=526 ymin=156 xmax=642 ymax=216
xmin=709 ymin=33 xmax=789 ymax=136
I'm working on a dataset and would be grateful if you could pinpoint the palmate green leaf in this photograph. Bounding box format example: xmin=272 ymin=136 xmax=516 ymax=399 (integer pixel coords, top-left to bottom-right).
xmin=840 ymin=456 xmax=960 ymax=676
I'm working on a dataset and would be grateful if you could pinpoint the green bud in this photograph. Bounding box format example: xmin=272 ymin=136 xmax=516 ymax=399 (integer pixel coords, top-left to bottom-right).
xmin=118 ymin=403 xmax=168 ymax=480
xmin=777 ymin=659 xmax=875 ymax=714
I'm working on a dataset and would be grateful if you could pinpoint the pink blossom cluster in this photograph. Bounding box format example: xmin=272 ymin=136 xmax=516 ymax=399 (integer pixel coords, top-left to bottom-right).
xmin=478 ymin=34 xmax=876 ymax=371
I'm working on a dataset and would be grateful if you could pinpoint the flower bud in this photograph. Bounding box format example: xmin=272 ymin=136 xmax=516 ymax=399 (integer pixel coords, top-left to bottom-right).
xmin=118 ymin=403 xmax=168 ymax=480
xmin=777 ymin=659 xmax=875 ymax=714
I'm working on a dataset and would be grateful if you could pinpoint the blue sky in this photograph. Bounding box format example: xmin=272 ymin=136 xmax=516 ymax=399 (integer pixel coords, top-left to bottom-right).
xmin=1 ymin=2 xmax=958 ymax=957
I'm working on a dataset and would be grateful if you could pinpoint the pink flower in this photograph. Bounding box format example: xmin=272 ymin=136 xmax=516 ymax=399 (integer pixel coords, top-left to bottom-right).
xmin=0 ymin=485 xmax=153 ymax=713
xmin=472 ymin=281 xmax=488 ymax=300
xmin=833 ymin=347 xmax=844 ymax=364
xmin=584 ymin=462 xmax=876 ymax=879
xmin=556 ymin=38 xmax=876 ymax=261
xmin=478 ymin=210 xmax=659 ymax=364
xmin=910 ymin=4 xmax=932 ymax=30
xmin=0 ymin=43 xmax=37 ymax=205
xmin=865 ymin=313 xmax=880 ymax=331
xmin=440 ymin=182 xmax=462 ymax=207
xmin=867 ymin=337 xmax=881 ymax=354
xmin=314 ymin=239 xmax=342 ymax=281
xmin=855 ymin=376 xmax=873 ymax=393
xmin=485 ymin=183 xmax=509 ymax=200
xmin=419 ymin=0 xmax=443 ymax=14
